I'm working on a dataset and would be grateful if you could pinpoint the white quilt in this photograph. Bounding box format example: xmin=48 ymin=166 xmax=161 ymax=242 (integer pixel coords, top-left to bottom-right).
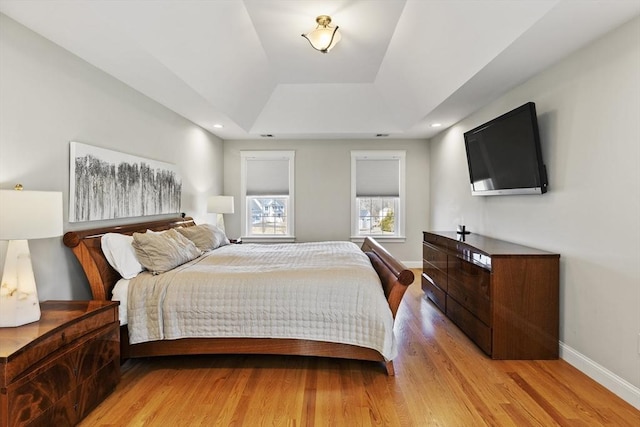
xmin=126 ymin=241 xmax=397 ymax=360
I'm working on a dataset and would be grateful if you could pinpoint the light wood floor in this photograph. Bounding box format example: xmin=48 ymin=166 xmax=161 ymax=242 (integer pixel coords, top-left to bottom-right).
xmin=80 ymin=271 xmax=640 ymax=426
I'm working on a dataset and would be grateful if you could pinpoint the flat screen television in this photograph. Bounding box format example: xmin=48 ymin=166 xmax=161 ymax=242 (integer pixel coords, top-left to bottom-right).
xmin=464 ymin=102 xmax=548 ymax=196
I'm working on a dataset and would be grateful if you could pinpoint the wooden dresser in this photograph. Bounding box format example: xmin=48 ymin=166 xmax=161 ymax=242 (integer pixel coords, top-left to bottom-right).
xmin=0 ymin=301 xmax=120 ymax=427
xmin=422 ymin=231 xmax=559 ymax=359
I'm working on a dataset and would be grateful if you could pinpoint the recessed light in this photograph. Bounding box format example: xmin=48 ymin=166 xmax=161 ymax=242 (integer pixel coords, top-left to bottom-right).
xmin=431 ymin=123 xmax=442 ymax=128
xmin=213 ymin=124 xmax=224 ymax=129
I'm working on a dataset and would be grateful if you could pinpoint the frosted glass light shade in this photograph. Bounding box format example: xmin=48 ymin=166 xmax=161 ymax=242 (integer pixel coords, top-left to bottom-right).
xmin=302 ymin=15 xmax=341 ymax=53
xmin=0 ymin=189 xmax=63 ymax=327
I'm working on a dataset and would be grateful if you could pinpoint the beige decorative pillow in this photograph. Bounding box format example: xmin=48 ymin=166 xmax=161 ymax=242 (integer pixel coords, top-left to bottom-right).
xmin=176 ymin=224 xmax=221 ymax=252
xmin=132 ymin=228 xmax=202 ymax=274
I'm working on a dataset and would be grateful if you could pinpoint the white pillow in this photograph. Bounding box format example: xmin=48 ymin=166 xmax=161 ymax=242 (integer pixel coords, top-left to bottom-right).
xmin=101 ymin=233 xmax=144 ymax=279
xmin=211 ymin=224 xmax=230 ymax=247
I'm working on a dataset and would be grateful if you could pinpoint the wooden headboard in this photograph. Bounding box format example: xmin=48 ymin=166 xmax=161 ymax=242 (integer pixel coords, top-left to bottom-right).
xmin=63 ymin=216 xmax=196 ymax=300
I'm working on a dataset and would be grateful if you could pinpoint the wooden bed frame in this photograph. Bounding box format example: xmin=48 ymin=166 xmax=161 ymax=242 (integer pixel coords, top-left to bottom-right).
xmin=63 ymin=216 xmax=414 ymax=375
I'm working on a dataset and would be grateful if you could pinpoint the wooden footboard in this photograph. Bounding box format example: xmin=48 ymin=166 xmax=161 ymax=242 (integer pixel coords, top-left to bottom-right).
xmin=361 ymin=237 xmax=414 ymax=318
xmin=63 ymin=216 xmax=413 ymax=375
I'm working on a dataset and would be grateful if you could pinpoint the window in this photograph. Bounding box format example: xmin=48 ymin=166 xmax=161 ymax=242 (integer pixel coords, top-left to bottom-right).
xmin=241 ymin=151 xmax=295 ymax=242
xmin=351 ymin=150 xmax=405 ymax=241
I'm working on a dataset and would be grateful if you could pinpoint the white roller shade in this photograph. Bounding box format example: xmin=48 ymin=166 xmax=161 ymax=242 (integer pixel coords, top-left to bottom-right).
xmin=356 ymin=159 xmax=399 ymax=197
xmin=246 ymin=158 xmax=290 ymax=196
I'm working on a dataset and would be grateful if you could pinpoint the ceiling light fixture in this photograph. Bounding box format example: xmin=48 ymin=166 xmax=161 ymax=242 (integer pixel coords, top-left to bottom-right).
xmin=302 ymin=15 xmax=341 ymax=53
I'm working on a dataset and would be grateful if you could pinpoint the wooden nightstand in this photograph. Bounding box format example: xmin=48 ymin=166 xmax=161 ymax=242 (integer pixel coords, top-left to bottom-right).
xmin=0 ymin=301 xmax=120 ymax=427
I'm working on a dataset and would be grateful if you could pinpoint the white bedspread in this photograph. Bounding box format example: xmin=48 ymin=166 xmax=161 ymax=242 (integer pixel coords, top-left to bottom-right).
xmin=126 ymin=241 xmax=397 ymax=360
xmin=111 ymin=278 xmax=130 ymax=325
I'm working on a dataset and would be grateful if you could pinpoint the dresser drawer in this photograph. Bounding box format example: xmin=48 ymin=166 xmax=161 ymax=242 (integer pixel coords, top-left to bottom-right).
xmin=25 ymin=390 xmax=76 ymax=427
xmin=446 ymin=296 xmax=492 ymax=356
xmin=423 ymin=232 xmax=448 ymax=247
xmin=447 ymin=276 xmax=491 ymax=326
xmin=422 ymin=260 xmax=448 ymax=292
xmin=423 ymin=243 xmax=447 ymax=270
xmin=6 ymin=353 xmax=76 ymax=426
xmin=448 ymin=258 xmax=490 ymax=318
xmin=422 ymin=273 xmax=446 ymax=313
xmin=77 ymin=358 xmax=120 ymax=420
xmin=448 ymin=257 xmax=490 ymax=288
xmin=77 ymin=324 xmax=119 ymax=382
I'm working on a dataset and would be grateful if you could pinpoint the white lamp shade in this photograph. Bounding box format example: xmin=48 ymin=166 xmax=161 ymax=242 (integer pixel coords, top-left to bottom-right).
xmin=0 ymin=190 xmax=63 ymax=240
xmin=207 ymin=196 xmax=235 ymax=214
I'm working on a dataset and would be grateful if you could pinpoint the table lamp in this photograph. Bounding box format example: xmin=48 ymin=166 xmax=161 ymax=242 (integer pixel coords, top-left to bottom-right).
xmin=0 ymin=185 xmax=63 ymax=327
xmin=207 ymin=195 xmax=234 ymax=232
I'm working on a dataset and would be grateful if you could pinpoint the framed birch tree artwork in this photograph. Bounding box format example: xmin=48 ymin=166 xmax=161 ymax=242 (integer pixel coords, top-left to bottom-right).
xmin=69 ymin=141 xmax=182 ymax=222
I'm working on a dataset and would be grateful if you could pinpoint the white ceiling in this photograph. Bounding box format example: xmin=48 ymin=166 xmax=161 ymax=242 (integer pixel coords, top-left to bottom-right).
xmin=1 ymin=0 xmax=638 ymax=140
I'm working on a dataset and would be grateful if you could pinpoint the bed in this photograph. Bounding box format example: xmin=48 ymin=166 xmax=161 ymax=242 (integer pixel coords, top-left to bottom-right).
xmin=63 ymin=216 xmax=413 ymax=375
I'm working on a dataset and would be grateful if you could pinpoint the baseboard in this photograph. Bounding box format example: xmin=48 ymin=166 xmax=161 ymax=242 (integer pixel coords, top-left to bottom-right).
xmin=402 ymin=261 xmax=422 ymax=269
xmin=560 ymin=342 xmax=640 ymax=410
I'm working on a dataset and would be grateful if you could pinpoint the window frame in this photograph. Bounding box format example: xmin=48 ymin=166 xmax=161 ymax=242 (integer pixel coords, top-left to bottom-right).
xmin=240 ymin=150 xmax=295 ymax=243
xmin=350 ymin=150 xmax=406 ymax=242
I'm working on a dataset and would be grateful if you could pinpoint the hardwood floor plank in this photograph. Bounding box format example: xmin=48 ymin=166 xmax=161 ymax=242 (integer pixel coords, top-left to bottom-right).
xmin=79 ymin=270 xmax=640 ymax=426
xmin=301 ymin=360 xmax=317 ymax=427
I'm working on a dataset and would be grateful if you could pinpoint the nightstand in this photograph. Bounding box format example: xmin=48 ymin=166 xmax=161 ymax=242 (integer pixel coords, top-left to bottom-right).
xmin=0 ymin=301 xmax=120 ymax=427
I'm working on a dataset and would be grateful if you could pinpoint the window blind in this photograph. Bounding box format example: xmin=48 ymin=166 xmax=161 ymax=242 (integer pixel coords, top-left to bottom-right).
xmin=355 ymin=159 xmax=400 ymax=197
xmin=246 ymin=158 xmax=290 ymax=196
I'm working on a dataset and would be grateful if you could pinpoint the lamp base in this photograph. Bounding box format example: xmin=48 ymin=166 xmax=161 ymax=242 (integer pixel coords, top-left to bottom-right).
xmin=216 ymin=213 xmax=226 ymax=233
xmin=0 ymin=240 xmax=41 ymax=327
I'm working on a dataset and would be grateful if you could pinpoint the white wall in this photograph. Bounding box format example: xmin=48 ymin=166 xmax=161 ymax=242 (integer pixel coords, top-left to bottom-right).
xmin=223 ymin=139 xmax=430 ymax=263
xmin=0 ymin=14 xmax=224 ymax=300
xmin=429 ymin=16 xmax=640 ymax=403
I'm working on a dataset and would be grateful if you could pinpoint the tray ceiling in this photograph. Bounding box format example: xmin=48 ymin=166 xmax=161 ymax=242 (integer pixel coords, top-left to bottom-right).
xmin=1 ymin=0 xmax=638 ymax=140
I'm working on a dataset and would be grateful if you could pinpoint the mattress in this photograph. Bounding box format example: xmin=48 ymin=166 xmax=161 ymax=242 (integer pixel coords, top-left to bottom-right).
xmin=124 ymin=241 xmax=397 ymax=360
